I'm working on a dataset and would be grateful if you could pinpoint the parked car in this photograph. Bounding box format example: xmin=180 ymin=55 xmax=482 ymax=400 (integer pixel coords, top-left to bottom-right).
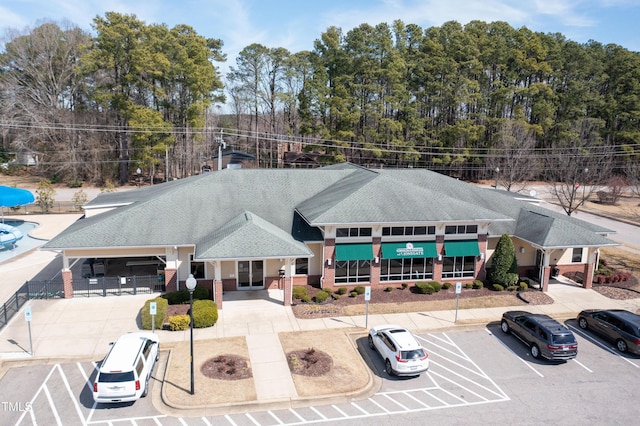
xmin=501 ymin=311 xmax=578 ymax=360
xmin=93 ymin=332 xmax=159 ymax=403
xmin=368 ymin=325 xmax=429 ymax=376
xmin=577 ymin=309 xmax=640 ymax=354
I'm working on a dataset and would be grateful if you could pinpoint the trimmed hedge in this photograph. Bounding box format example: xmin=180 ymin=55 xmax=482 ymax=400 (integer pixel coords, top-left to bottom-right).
xmin=169 ymin=315 xmax=190 ymax=331
xmin=192 ymin=299 xmax=218 ymax=328
xmin=472 ymin=280 xmax=484 ymax=289
xmin=427 ymin=281 xmax=441 ymax=292
xmin=162 ymin=285 xmax=209 ymax=305
xmin=292 ymin=286 xmax=307 ymax=299
xmin=354 ymin=286 xmax=366 ymax=295
xmin=335 ymin=286 xmax=348 ymax=295
xmin=314 ymin=290 xmax=330 ymax=303
xmin=414 ymin=282 xmax=435 ymax=294
xmin=492 ymin=284 xmax=504 ymax=291
xmin=141 ymin=297 xmax=168 ymax=330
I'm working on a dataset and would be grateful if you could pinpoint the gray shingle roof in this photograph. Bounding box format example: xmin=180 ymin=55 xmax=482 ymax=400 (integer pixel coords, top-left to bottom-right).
xmin=43 ymin=164 xmax=617 ymax=258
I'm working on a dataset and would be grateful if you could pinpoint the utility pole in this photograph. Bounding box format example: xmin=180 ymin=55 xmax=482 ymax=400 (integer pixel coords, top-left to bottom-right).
xmin=217 ymin=129 xmax=226 ymax=171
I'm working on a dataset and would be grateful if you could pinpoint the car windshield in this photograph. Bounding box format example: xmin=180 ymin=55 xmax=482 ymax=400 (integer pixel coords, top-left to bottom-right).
xmin=552 ymin=334 xmax=575 ymax=345
xmin=98 ymin=371 xmax=135 ymax=383
xmin=401 ymin=349 xmax=425 ymax=360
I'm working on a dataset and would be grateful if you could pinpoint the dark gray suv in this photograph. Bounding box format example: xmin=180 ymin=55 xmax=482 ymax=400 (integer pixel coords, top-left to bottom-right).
xmin=501 ymin=311 xmax=578 ymax=360
xmin=577 ymin=309 xmax=640 ymax=355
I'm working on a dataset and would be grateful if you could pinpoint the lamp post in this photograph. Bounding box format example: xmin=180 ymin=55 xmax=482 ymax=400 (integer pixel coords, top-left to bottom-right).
xmin=185 ymin=273 xmax=197 ymax=395
xmin=494 ymin=167 xmax=500 ymax=189
xmin=136 ymin=168 xmax=142 ymax=188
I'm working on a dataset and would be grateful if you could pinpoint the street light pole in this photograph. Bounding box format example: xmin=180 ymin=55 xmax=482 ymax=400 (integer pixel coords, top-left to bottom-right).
xmin=185 ymin=274 xmax=197 ymax=395
xmin=494 ymin=167 xmax=500 ymax=189
xmin=136 ymin=168 xmax=142 ymax=188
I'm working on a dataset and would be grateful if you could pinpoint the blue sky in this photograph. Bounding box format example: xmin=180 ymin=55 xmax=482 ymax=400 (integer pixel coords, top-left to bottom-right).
xmin=1 ymin=0 xmax=639 ymax=77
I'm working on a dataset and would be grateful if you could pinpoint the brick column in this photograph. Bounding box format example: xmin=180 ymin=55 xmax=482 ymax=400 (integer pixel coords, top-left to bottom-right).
xmin=476 ymin=234 xmax=488 ymax=281
xmin=583 ymin=251 xmax=596 ymax=289
xmin=62 ymin=269 xmax=73 ymax=299
xmin=283 ymin=277 xmax=292 ymax=306
xmin=323 ymin=238 xmax=335 ymax=290
xmin=370 ymin=237 xmax=381 ymax=286
xmin=541 ymin=266 xmax=551 ymax=292
xmin=214 ymin=280 xmax=224 ymax=309
xmin=433 ymin=235 xmax=444 ymax=282
xmin=164 ymin=268 xmax=177 ymax=292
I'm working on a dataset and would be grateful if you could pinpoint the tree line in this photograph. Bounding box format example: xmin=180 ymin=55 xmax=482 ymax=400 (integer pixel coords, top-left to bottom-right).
xmin=1 ymin=14 xmax=639 ymax=193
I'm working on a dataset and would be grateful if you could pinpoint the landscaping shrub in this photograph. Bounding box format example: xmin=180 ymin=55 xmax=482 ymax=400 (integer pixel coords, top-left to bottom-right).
xmin=427 ymin=281 xmax=441 ymax=292
xmin=141 ymin=297 xmax=168 ymax=330
xmin=385 ymin=286 xmax=393 ymax=292
xmin=401 ymin=283 xmax=408 ymax=290
xmin=349 ymin=291 xmax=358 ymax=297
xmin=506 ymin=285 xmax=518 ymax=291
xmin=292 ymin=286 xmax=307 ymax=299
xmin=301 ymin=295 xmax=311 ymax=303
xmin=163 ymin=285 xmax=209 ymax=305
xmin=354 ymin=286 xmax=366 ymax=295
xmin=169 ymin=315 xmax=190 ymax=331
xmin=465 ymin=283 xmax=473 ymax=289
xmin=488 ymin=234 xmax=518 ymax=286
xmin=314 ymin=290 xmax=330 ymax=303
xmin=192 ymin=299 xmax=218 ymax=328
xmin=332 ymin=293 xmax=340 ymax=300
xmin=472 ymin=280 xmax=484 ymax=289
xmin=335 ymin=286 xmax=348 ymax=295
xmin=492 ymin=284 xmax=504 ymax=291
xmin=519 ymin=282 xmax=528 ymax=291
xmin=414 ymin=282 xmax=435 ymax=294
xmin=506 ymin=273 xmax=519 ymax=287
xmin=442 ymin=282 xmax=451 ymax=290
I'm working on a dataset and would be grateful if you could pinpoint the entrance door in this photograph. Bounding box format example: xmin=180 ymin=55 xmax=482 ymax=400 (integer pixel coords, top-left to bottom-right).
xmin=237 ymin=260 xmax=264 ymax=289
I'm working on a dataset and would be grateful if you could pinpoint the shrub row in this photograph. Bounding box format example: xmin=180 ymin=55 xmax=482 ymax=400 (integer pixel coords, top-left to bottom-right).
xmin=595 ymin=271 xmax=631 ymax=284
xmin=166 ymin=299 xmax=219 ymax=331
xmin=162 ymin=285 xmax=210 ymax=305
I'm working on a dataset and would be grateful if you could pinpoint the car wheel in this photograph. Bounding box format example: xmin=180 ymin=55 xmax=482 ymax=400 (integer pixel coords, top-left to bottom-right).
xmin=500 ymin=320 xmax=510 ymax=333
xmin=368 ymin=335 xmax=374 ymax=349
xmin=616 ymin=339 xmax=628 ymax=353
xmin=578 ymin=317 xmax=588 ymax=330
xmin=530 ymin=344 xmax=541 ymax=359
xmin=385 ymin=359 xmax=395 ymax=376
xmin=142 ymin=377 xmax=149 ymax=397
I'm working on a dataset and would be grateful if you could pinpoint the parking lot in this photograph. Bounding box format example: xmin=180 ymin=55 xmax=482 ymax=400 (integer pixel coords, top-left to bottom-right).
xmin=2 ymin=323 xmax=639 ymax=425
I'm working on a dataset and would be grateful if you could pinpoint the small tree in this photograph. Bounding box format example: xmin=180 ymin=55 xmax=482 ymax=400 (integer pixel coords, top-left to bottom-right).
xmin=71 ymin=189 xmax=88 ymax=211
xmin=35 ymin=179 xmax=55 ymax=212
xmin=489 ymin=234 xmax=518 ymax=286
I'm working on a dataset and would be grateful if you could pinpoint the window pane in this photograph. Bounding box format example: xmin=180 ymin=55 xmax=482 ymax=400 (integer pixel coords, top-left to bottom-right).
xmin=382 ymin=227 xmax=390 ymax=236
xmin=349 ymin=228 xmax=359 ymax=237
xmin=414 ymin=226 xmax=426 ymax=235
xmin=427 ymin=226 xmax=436 ymax=235
xmin=391 ymin=227 xmax=404 ymax=236
xmin=445 ymin=226 xmax=456 ymax=234
xmin=572 ymin=248 xmax=583 ymax=263
xmin=360 ymin=228 xmax=372 ymax=236
xmin=467 ymin=225 xmax=478 ymax=233
xmin=295 ymin=258 xmax=309 ymax=275
xmin=336 ymin=228 xmax=349 ymax=237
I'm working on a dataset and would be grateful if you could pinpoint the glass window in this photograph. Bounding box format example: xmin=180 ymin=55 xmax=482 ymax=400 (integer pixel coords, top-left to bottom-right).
xmin=295 ymin=258 xmax=309 ymax=275
xmin=572 ymin=248 xmax=583 ymax=263
xmin=335 ymin=260 xmax=371 ymax=283
xmin=380 ymin=258 xmax=434 ymax=281
xmin=336 ymin=228 xmax=349 ymax=238
xmin=190 ymin=255 xmax=205 ymax=279
xmin=360 ymin=228 xmax=372 ymax=237
xmin=442 ymin=256 xmax=476 ymax=278
xmin=445 ymin=225 xmax=456 ymax=234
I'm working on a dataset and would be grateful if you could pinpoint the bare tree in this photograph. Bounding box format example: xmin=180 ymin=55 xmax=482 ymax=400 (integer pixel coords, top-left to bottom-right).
xmin=545 ymin=119 xmax=613 ymax=216
xmin=488 ymin=120 xmax=540 ymax=191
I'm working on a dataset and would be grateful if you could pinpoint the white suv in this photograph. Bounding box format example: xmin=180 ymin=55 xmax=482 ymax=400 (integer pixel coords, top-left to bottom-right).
xmin=93 ymin=332 xmax=159 ymax=403
xmin=368 ymin=325 xmax=429 ymax=376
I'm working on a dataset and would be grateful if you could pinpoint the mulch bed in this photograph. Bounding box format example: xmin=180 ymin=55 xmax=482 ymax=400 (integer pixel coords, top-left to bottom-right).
xmin=201 ymin=355 xmax=253 ymax=380
xmin=286 ymin=348 xmax=333 ymax=377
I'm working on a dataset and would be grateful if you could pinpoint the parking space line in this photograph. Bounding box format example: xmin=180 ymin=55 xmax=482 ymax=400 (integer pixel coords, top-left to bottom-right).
xmin=419 ymin=334 xmax=471 ymax=363
xmin=224 ymin=413 xmax=238 ymax=425
xmin=571 ymin=358 xmax=593 ymax=373
xmin=405 ymin=390 xmax=432 ymax=408
xmin=60 ymin=364 xmax=86 ymax=424
xmin=486 ymin=327 xmax=544 ymax=378
xmin=420 ymin=388 xmax=449 ymax=406
xmin=351 ymin=401 xmax=369 ymax=415
xmin=43 ymin=385 xmax=63 ymax=425
xmin=268 ymin=410 xmax=285 ymax=424
xmin=16 ymin=364 xmax=59 ymax=426
xmin=179 ymin=418 xmax=189 ymax=425
xmin=332 ymin=404 xmax=349 ymax=417
xmin=245 ymin=412 xmax=261 ymax=425
xmin=310 ymin=406 xmax=327 ymax=419
xmin=289 ymin=407 xmax=307 ymax=422
xmin=423 ymin=345 xmax=495 ymax=381
xmin=381 ymin=392 xmax=410 ymax=410
xmin=428 ymin=365 xmax=497 ymax=400
xmin=368 ymin=396 xmax=392 ymax=413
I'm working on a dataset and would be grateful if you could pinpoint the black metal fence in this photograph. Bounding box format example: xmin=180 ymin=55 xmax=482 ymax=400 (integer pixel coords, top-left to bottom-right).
xmin=72 ymin=275 xmax=165 ymax=297
xmin=0 ymin=275 xmax=165 ymax=332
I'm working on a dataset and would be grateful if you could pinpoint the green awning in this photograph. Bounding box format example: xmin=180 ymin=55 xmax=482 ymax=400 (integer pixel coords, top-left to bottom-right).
xmin=381 ymin=242 xmax=438 ymax=259
xmin=444 ymin=240 xmax=480 ymax=257
xmin=335 ymin=244 xmax=373 ymax=261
